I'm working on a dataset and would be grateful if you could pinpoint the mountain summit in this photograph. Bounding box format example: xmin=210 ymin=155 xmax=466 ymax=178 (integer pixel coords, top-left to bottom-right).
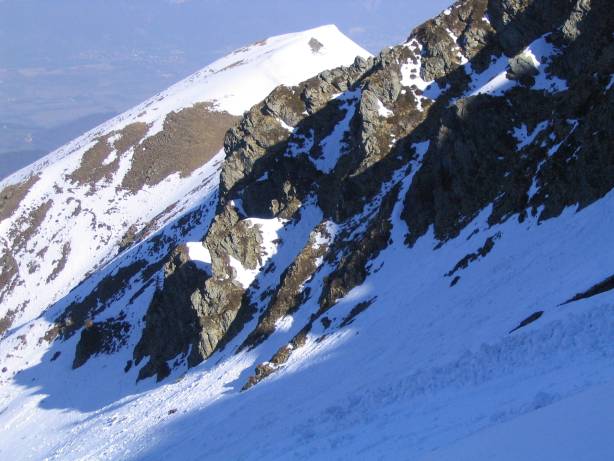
xmin=0 ymin=24 xmax=370 ymax=337
xmin=1 ymin=1 xmax=614 ymax=459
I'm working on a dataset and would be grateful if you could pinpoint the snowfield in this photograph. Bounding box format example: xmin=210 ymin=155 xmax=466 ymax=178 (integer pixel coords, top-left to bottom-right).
xmin=0 ymin=24 xmax=371 ymax=333
xmin=1 ymin=166 xmax=613 ymax=460
xmin=1 ymin=7 xmax=613 ymax=461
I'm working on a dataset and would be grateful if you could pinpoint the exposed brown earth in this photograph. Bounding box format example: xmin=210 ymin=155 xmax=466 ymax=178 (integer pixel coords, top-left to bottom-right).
xmin=0 ymin=308 xmax=18 ymax=338
xmin=68 ymin=122 xmax=148 ymax=190
xmin=9 ymin=199 xmax=53 ymax=252
xmin=0 ymin=196 xmax=55 ymax=315
xmin=46 ymin=242 xmax=72 ymax=283
xmin=122 ymin=103 xmax=240 ymax=192
xmin=0 ymin=251 xmax=19 ymax=310
xmin=0 ymin=175 xmax=40 ymax=223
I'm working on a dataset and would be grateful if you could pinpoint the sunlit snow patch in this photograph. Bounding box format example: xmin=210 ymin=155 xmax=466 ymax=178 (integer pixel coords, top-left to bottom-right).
xmin=528 ymin=36 xmax=568 ymax=92
xmin=466 ymin=55 xmax=516 ymax=96
xmin=377 ymin=99 xmax=394 ymax=118
xmin=186 ymin=241 xmax=212 ymax=263
xmin=466 ymin=34 xmax=568 ymax=96
xmin=275 ymin=315 xmax=294 ymax=332
xmin=400 ymin=40 xmax=448 ymax=107
xmin=513 ymin=121 xmax=549 ymax=150
xmin=277 ymin=118 xmax=295 ymax=133
xmin=312 ymin=91 xmax=360 ymax=173
xmin=228 ymin=217 xmax=287 ymax=288
xmin=400 ymin=40 xmax=433 ymax=92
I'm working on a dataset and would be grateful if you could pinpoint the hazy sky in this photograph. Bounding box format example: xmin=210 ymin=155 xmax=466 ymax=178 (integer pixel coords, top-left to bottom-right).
xmin=0 ymin=0 xmax=452 ymax=178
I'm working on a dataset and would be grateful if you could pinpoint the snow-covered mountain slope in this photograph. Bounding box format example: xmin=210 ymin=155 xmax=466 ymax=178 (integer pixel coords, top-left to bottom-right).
xmin=2 ymin=0 xmax=614 ymax=459
xmin=0 ymin=25 xmax=370 ymax=335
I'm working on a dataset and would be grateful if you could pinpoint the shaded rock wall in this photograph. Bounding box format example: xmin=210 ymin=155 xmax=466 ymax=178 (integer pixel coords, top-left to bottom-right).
xmin=129 ymin=0 xmax=614 ymax=385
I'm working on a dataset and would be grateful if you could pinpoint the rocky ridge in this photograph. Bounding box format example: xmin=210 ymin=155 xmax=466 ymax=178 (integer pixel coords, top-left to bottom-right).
xmin=131 ymin=0 xmax=614 ymax=384
xmin=0 ymin=25 xmax=369 ymax=350
xmin=1 ymin=1 xmax=614 ymax=458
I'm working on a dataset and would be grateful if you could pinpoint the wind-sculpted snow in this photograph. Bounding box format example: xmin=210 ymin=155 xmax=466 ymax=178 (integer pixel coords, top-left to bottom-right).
xmin=1 ymin=0 xmax=614 ymax=459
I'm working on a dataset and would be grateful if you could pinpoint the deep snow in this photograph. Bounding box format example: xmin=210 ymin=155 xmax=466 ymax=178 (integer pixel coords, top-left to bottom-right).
xmin=1 ymin=17 xmax=613 ymax=461
xmin=2 ymin=126 xmax=613 ymax=460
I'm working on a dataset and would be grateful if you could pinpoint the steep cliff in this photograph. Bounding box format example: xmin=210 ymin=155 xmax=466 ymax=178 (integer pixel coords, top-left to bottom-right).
xmin=1 ymin=1 xmax=614 ymax=459
xmin=134 ymin=0 xmax=614 ymax=383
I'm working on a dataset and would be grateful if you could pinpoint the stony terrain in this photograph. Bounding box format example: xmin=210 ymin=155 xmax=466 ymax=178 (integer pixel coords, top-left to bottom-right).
xmin=0 ymin=24 xmax=369 ymax=344
xmin=132 ymin=0 xmax=614 ymax=384
xmin=0 ymin=1 xmax=613 ymax=459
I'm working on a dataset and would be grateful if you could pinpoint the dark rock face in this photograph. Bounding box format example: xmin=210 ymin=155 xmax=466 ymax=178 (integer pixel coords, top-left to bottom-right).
xmin=507 ymin=53 xmax=539 ymax=84
xmin=562 ymin=274 xmax=614 ymax=305
xmin=487 ymin=0 xmax=576 ymax=55
xmin=46 ymin=259 xmax=148 ymax=342
xmin=130 ymin=0 xmax=614 ymax=386
xmin=73 ymin=315 xmax=131 ymax=369
xmin=318 ymin=184 xmax=399 ymax=314
xmin=446 ymin=233 xmax=500 ymax=279
xmin=509 ymin=310 xmax=544 ymax=333
xmin=133 ymin=246 xmax=211 ymax=381
xmin=402 ymin=94 xmax=524 ymax=245
xmin=308 ymin=38 xmax=324 ymax=54
xmin=403 ymin=0 xmax=614 ymax=245
xmin=205 ymin=204 xmax=264 ymax=277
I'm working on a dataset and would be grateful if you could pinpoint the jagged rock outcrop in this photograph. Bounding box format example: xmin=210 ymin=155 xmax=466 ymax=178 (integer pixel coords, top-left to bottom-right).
xmin=1 ymin=26 xmax=363 ymax=356
xmin=73 ymin=314 xmax=131 ymax=369
xmin=2 ymin=4 xmax=614 ymax=459
xmin=130 ymin=0 xmax=614 ymax=387
xmin=133 ymin=246 xmax=211 ymax=380
xmin=239 ymin=222 xmax=335 ymax=351
xmin=403 ymin=0 xmax=614 ymax=244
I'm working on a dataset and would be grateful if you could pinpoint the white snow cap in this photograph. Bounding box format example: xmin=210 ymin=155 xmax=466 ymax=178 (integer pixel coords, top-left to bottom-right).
xmin=2 ymin=24 xmax=371 ymax=185
xmin=0 ymin=24 xmax=371 ymax=333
